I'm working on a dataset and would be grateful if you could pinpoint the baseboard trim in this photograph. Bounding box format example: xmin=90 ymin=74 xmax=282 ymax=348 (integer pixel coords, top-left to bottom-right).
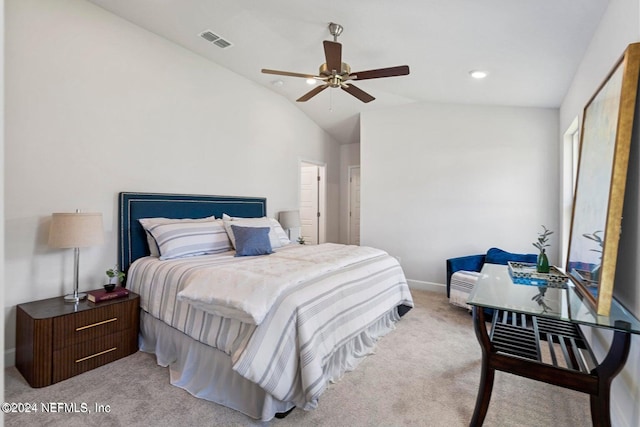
xmin=5 ymin=348 xmax=15 ymax=368
xmin=407 ymin=279 xmax=446 ymax=293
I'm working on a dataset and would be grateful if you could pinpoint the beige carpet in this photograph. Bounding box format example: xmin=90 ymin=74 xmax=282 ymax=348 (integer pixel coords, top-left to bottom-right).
xmin=4 ymin=290 xmax=590 ymax=426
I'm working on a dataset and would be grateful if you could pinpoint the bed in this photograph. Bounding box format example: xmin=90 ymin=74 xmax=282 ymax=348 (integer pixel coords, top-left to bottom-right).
xmin=118 ymin=191 xmax=414 ymax=421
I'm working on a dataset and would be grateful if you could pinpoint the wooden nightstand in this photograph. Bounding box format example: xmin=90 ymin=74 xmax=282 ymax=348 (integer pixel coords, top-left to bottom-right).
xmin=16 ymin=291 xmax=139 ymax=388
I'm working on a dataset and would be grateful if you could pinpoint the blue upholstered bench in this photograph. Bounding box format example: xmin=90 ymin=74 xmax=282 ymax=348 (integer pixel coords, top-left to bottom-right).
xmin=446 ymin=248 xmax=537 ymax=310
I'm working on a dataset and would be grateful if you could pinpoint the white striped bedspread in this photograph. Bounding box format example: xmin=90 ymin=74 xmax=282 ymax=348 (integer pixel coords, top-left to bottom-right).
xmin=127 ymin=243 xmax=414 ymax=409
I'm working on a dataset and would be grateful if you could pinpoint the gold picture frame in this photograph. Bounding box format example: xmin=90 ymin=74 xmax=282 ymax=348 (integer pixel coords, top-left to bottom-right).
xmin=566 ymin=43 xmax=640 ymax=316
xmin=567 ymin=43 xmax=640 ymax=316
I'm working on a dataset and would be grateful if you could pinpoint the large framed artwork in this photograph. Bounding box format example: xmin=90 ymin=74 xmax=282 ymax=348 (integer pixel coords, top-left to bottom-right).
xmin=566 ymin=43 xmax=640 ymax=316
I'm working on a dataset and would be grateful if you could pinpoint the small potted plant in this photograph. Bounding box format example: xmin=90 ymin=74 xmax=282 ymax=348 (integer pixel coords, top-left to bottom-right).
xmin=532 ymin=225 xmax=553 ymax=273
xmin=583 ymin=230 xmax=603 ymax=281
xmin=105 ymin=265 xmax=125 ymax=292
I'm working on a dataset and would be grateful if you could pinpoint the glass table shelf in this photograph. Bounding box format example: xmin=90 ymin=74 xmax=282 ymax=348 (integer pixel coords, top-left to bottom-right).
xmin=467 ymin=263 xmax=640 ymax=334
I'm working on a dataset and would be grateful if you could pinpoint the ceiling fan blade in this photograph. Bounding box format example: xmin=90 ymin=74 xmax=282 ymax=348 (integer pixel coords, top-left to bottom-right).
xmin=297 ymin=84 xmax=329 ymax=102
xmin=341 ymin=84 xmax=375 ymax=103
xmin=323 ymin=41 xmax=342 ymax=73
xmin=261 ymin=69 xmax=318 ymax=79
xmin=350 ymin=65 xmax=410 ymax=80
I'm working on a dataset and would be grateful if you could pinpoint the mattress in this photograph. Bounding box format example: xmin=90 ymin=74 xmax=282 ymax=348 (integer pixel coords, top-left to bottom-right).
xmin=127 ymin=243 xmax=414 ymax=413
xmin=128 ymin=249 xmax=254 ymax=355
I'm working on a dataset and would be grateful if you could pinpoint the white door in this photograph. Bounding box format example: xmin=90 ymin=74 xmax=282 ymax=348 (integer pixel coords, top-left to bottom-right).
xmin=300 ymin=163 xmax=319 ymax=244
xmin=299 ymin=162 xmax=326 ymax=245
xmin=348 ymin=166 xmax=361 ymax=245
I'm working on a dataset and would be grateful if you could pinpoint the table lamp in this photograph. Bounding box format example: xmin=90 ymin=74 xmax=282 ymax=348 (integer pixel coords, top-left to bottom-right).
xmin=279 ymin=210 xmax=301 ymax=240
xmin=48 ymin=211 xmax=104 ymax=302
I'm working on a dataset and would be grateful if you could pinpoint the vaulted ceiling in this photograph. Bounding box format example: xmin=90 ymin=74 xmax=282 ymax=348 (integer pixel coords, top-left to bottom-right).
xmin=87 ymin=0 xmax=609 ymax=144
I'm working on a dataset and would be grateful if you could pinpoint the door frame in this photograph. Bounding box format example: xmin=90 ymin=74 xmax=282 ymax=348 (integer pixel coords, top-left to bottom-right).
xmin=299 ymin=159 xmax=327 ymax=244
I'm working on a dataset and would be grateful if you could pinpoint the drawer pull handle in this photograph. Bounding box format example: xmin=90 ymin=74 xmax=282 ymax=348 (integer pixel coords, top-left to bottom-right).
xmin=75 ymin=318 xmax=117 ymax=331
xmin=75 ymin=347 xmax=117 ymax=363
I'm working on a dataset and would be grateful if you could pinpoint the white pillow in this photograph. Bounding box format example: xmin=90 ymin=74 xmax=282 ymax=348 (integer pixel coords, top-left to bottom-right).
xmin=139 ymin=216 xmax=217 ymax=256
xmin=222 ymin=215 xmax=290 ymax=249
xmin=142 ymin=218 xmax=231 ymax=260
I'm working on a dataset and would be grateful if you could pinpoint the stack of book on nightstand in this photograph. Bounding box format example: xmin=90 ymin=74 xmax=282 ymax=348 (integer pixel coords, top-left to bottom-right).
xmin=87 ymin=287 xmax=129 ymax=303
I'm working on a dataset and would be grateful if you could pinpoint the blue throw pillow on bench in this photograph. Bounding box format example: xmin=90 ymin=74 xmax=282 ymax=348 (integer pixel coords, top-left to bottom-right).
xmin=485 ymin=247 xmax=536 ymax=265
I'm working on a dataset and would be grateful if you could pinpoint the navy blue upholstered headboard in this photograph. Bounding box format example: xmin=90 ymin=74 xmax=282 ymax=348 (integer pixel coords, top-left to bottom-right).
xmin=118 ymin=192 xmax=267 ymax=274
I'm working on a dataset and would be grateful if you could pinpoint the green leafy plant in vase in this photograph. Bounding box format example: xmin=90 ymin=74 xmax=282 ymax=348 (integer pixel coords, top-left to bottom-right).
xmin=532 ymin=225 xmax=553 ymax=273
xmin=105 ymin=265 xmax=125 ymax=292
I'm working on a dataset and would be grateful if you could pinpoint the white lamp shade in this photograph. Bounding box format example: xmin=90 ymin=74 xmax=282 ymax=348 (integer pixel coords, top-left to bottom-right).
xmin=48 ymin=212 xmax=104 ymax=248
xmin=279 ymin=210 xmax=301 ymax=229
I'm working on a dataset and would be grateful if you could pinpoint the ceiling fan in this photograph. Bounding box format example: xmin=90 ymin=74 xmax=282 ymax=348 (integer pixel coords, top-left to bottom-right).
xmin=262 ymin=23 xmax=410 ymax=103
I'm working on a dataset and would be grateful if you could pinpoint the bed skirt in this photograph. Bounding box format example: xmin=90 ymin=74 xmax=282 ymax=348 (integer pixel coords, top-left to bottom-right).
xmin=139 ymin=306 xmax=403 ymax=421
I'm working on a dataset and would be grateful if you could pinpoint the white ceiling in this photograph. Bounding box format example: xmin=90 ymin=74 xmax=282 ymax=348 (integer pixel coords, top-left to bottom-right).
xmin=87 ymin=0 xmax=609 ymax=145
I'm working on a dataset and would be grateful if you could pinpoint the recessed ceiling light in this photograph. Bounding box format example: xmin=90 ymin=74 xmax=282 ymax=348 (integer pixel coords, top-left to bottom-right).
xmin=306 ymin=78 xmax=317 ymax=85
xmin=470 ymin=70 xmax=488 ymax=79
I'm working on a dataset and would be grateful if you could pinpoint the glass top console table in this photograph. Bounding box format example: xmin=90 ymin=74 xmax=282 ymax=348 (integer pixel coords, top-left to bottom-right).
xmin=467 ymin=264 xmax=640 ymax=427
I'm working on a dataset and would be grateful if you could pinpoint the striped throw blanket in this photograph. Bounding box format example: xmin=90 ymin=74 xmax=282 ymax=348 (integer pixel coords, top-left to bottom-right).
xmin=177 ymin=243 xmax=389 ymax=324
xmin=232 ymin=250 xmax=412 ymax=407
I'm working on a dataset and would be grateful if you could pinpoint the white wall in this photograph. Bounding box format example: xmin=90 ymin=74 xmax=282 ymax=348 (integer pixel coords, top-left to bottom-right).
xmin=1 ymin=0 xmax=5 ymax=410
xmin=560 ymin=2 xmax=640 ymax=426
xmin=4 ymin=0 xmax=340 ymax=364
xmin=361 ymin=102 xmax=559 ymax=289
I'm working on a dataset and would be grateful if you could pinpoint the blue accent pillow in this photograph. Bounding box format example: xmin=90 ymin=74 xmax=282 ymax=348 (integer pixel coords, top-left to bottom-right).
xmin=231 ymin=225 xmax=273 ymax=257
xmin=485 ymin=247 xmax=537 ymax=265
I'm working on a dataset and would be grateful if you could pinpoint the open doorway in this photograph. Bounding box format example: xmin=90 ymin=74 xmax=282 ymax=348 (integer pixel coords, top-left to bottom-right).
xmin=300 ymin=161 xmax=326 ymax=244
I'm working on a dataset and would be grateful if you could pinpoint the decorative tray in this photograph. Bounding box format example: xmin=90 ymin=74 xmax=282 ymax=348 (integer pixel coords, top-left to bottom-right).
xmin=507 ymin=261 xmax=569 ymax=288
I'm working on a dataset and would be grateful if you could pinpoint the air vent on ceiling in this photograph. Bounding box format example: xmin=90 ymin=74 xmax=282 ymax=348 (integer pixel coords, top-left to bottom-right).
xmin=213 ymin=38 xmax=232 ymax=49
xmin=200 ymin=30 xmax=233 ymax=49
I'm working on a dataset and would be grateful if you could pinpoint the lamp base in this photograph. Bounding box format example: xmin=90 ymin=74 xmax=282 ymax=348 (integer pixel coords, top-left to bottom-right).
xmin=64 ymin=292 xmax=87 ymax=303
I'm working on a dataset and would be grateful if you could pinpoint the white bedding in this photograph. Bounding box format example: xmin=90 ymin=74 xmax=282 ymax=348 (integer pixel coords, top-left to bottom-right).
xmin=127 ymin=242 xmax=414 ymax=414
xmin=177 ymin=243 xmax=387 ymax=324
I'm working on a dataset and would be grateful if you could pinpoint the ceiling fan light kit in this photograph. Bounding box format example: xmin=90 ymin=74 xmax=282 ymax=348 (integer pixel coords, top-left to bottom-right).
xmin=262 ymin=22 xmax=410 ymax=103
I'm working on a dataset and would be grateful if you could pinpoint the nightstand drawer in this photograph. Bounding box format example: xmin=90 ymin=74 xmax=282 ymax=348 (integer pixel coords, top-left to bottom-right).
xmin=52 ymin=299 xmax=137 ymax=350
xmin=52 ymin=330 xmax=135 ymax=383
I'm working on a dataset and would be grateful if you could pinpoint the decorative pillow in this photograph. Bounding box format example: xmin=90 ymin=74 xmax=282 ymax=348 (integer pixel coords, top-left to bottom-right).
xmin=485 ymin=247 xmax=537 ymax=265
xmin=139 ymin=216 xmax=217 ymax=256
xmin=222 ymin=215 xmax=290 ymax=249
xmin=144 ymin=219 xmax=232 ymax=260
xmin=231 ymin=225 xmax=273 ymax=257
